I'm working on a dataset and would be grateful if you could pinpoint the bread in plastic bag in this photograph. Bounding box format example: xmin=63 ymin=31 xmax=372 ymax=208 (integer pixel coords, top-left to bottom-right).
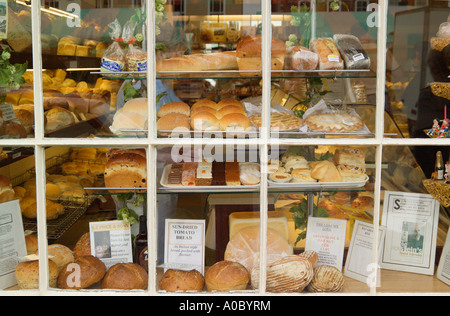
xmin=100 ymin=19 xmax=126 ymax=77
xmin=309 ymin=38 xmax=344 ymax=70
xmin=122 ymin=20 xmax=148 ymax=76
xmin=285 ymin=46 xmax=318 ymax=70
xmin=332 ymin=34 xmax=370 ymax=70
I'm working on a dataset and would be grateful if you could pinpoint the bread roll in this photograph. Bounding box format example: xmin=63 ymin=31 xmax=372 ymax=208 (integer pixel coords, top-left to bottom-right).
xmin=58 ymin=255 xmax=106 ymax=290
xmin=104 ymin=149 xmax=147 ymax=193
xmin=45 ymin=107 xmax=75 ymax=132
xmin=157 ymin=102 xmax=190 ymax=118
xmin=159 ymin=269 xmax=205 ymax=292
xmin=191 ymin=99 xmax=218 ymax=111
xmin=217 ymin=105 xmax=246 ymax=119
xmin=36 ymin=244 xmax=75 ymax=272
xmin=191 ymin=111 xmax=220 ymax=131
xmin=0 ymin=175 xmax=15 ymax=203
xmin=110 ymin=98 xmax=148 ymax=135
xmin=219 ymin=113 xmax=252 ymax=131
xmin=73 ymin=232 xmax=91 ymax=258
xmin=45 ymin=183 xmax=62 ymax=200
xmin=310 ymin=160 xmax=342 ymax=182
xmin=25 ymin=233 xmax=38 ymax=255
xmin=157 ymin=113 xmax=190 ymax=136
xmin=205 ymin=261 xmax=249 ymax=292
xmin=190 ymin=106 xmax=218 ymax=118
xmin=217 ymin=98 xmax=244 ymax=110
xmin=102 ymin=263 xmax=148 ymax=290
xmin=15 ymin=260 xmax=59 ymax=289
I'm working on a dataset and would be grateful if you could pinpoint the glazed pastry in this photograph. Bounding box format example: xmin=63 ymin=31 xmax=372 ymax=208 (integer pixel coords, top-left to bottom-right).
xmin=195 ymin=162 xmax=213 ymax=186
xmin=239 ymin=163 xmax=260 ymax=185
xmin=225 ymin=161 xmax=241 ymax=186
xmin=269 ymin=172 xmax=292 ymax=183
xmin=182 ymin=162 xmax=197 ymax=186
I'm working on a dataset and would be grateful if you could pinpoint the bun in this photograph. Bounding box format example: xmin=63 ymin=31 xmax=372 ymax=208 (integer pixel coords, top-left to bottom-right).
xmin=191 ymin=106 xmax=218 ymax=118
xmin=217 ymin=105 xmax=246 ymax=119
xmin=46 ymin=183 xmax=62 ymax=200
xmin=157 ymin=113 xmax=190 ymax=136
xmin=217 ymin=98 xmax=244 ymax=110
xmin=159 ymin=269 xmax=205 ymax=292
xmin=25 ymin=233 xmax=38 ymax=255
xmin=102 ymin=263 xmax=148 ymax=290
xmin=0 ymin=175 xmax=15 ymax=203
xmin=219 ymin=113 xmax=251 ymax=131
xmin=191 ymin=111 xmax=220 ymax=131
xmin=191 ymin=99 xmax=218 ymax=111
xmin=73 ymin=232 xmax=91 ymax=258
xmin=157 ymin=102 xmax=190 ymax=118
xmin=110 ymin=98 xmax=148 ymax=135
xmin=58 ymin=255 xmax=106 ymax=290
xmin=104 ymin=149 xmax=147 ymax=193
xmin=205 ymin=261 xmax=249 ymax=292
xmin=15 ymin=260 xmax=59 ymax=289
xmin=310 ymin=161 xmax=342 ymax=182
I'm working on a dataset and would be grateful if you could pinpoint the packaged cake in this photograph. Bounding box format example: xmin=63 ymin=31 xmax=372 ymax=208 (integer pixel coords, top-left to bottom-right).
xmin=332 ymin=34 xmax=370 ymax=69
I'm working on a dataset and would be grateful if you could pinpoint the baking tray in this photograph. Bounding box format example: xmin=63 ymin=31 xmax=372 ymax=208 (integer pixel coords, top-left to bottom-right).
xmin=159 ymin=164 xmax=260 ymax=192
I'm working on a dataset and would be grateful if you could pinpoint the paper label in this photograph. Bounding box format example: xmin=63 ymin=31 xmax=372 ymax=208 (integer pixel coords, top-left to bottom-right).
xmin=101 ymin=57 xmax=124 ymax=73
xmin=353 ymin=53 xmax=365 ymax=61
xmin=328 ymin=54 xmax=340 ymax=62
xmin=0 ymin=103 xmax=16 ymax=121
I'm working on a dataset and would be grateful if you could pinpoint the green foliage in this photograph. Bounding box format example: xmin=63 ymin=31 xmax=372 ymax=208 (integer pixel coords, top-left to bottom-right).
xmin=289 ymin=199 xmax=329 ymax=246
xmin=0 ymin=48 xmax=27 ymax=101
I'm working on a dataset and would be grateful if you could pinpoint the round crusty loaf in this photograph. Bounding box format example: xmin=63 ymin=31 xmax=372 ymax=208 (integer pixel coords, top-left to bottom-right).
xmin=219 ymin=113 xmax=252 ymax=131
xmin=0 ymin=175 xmax=15 ymax=203
xmin=306 ymin=265 xmax=345 ymax=293
xmin=102 ymin=263 xmax=148 ymax=290
xmin=251 ymin=255 xmax=314 ymax=293
xmin=15 ymin=259 xmax=59 ymax=289
xmin=58 ymin=255 xmax=106 ymax=290
xmin=190 ymin=111 xmax=220 ymax=131
xmin=159 ymin=269 xmax=205 ymax=292
xmin=104 ymin=150 xmax=147 ymax=193
xmin=73 ymin=232 xmax=91 ymax=258
xmin=36 ymin=244 xmax=75 ymax=273
xmin=236 ymin=36 xmax=286 ymax=58
xmin=157 ymin=102 xmax=190 ymax=118
xmin=205 ymin=260 xmax=249 ymax=292
xmin=298 ymin=250 xmax=319 ymax=268
xmin=157 ymin=113 xmax=190 ymax=136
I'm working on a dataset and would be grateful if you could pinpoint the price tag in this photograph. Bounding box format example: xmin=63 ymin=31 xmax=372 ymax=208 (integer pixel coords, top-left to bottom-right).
xmin=327 ymin=54 xmax=340 ymax=62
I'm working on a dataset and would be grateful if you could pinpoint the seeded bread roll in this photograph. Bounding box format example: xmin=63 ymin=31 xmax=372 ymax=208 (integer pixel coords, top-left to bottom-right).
xmin=104 ymin=149 xmax=147 ymax=193
xmin=15 ymin=260 xmax=59 ymax=289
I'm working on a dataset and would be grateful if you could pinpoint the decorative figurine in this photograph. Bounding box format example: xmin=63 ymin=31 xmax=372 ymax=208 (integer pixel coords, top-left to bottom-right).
xmin=428 ymin=119 xmax=440 ymax=136
xmin=438 ymin=118 xmax=449 ymax=138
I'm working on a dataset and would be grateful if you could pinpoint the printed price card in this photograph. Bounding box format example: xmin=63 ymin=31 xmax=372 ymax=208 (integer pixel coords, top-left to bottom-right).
xmin=164 ymin=219 xmax=205 ymax=274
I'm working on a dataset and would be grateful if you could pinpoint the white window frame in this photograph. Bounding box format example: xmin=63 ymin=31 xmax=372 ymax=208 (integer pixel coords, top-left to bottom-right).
xmin=1 ymin=0 xmax=449 ymax=296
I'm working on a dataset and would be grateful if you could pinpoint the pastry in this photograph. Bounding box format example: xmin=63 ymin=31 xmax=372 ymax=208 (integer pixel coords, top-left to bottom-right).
xmin=212 ymin=161 xmax=226 ymax=186
xmin=333 ymin=148 xmax=366 ymax=169
xmin=291 ymin=168 xmax=317 ymax=183
xmin=182 ymin=162 xmax=197 ymax=186
xmin=304 ymin=113 xmax=363 ymax=133
xmin=269 ymin=172 xmax=292 ymax=183
xmin=284 ymin=158 xmax=309 ymax=172
xmin=225 ymin=161 xmax=241 ymax=186
xmin=239 ymin=163 xmax=261 ymax=185
xmin=250 ymin=112 xmax=302 ymax=131
xmin=167 ymin=163 xmax=183 ymax=186
xmin=195 ymin=162 xmax=213 ymax=186
xmin=310 ymin=160 xmax=342 ymax=183
xmin=351 ymin=196 xmax=374 ymax=210
xmin=337 ymin=164 xmax=367 ymax=182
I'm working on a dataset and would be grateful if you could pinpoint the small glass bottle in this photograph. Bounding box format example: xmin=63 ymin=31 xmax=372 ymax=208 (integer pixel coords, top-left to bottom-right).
xmin=435 ymin=151 xmax=444 ymax=180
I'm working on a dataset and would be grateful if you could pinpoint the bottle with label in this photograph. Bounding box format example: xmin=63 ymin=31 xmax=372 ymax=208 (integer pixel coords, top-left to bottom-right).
xmin=134 ymin=215 xmax=148 ymax=269
xmin=435 ymin=151 xmax=444 ymax=180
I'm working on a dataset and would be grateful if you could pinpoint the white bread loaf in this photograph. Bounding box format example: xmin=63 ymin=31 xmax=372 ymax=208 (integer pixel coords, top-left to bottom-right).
xmin=156 ymin=51 xmax=238 ymax=72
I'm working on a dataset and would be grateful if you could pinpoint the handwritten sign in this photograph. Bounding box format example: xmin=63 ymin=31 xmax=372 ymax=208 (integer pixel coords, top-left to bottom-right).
xmin=305 ymin=217 xmax=347 ymax=271
xmin=164 ymin=219 xmax=205 ymax=274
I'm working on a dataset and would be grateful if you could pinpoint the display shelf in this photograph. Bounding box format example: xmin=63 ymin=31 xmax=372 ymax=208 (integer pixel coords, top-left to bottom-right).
xmin=11 ymin=52 xmax=101 ymax=70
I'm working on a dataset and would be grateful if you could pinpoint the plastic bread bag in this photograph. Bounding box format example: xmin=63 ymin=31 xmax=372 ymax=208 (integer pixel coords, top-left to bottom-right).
xmin=285 ymin=46 xmax=319 ymax=70
xmin=436 ymin=21 xmax=450 ymax=38
xmin=101 ymin=19 xmax=126 ymax=76
xmin=309 ymin=38 xmax=344 ymax=71
xmin=332 ymin=34 xmax=370 ymax=70
xmin=122 ymin=20 xmax=148 ymax=75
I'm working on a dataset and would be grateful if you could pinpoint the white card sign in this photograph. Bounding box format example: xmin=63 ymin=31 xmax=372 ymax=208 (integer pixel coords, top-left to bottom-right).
xmin=437 ymin=227 xmax=450 ymax=286
xmin=305 ymin=217 xmax=347 ymax=271
xmin=381 ymin=191 xmax=439 ymax=275
xmin=344 ymin=220 xmax=386 ymax=285
xmin=0 ymin=200 xmax=27 ymax=290
xmin=164 ymin=219 xmax=205 ymax=274
xmin=89 ymin=220 xmax=133 ymax=269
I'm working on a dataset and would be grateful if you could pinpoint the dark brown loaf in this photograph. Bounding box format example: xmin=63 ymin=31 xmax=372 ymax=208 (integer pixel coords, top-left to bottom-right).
xmin=159 ymin=269 xmax=205 ymax=292
xmin=236 ymin=36 xmax=286 ymax=58
xmin=102 ymin=263 xmax=148 ymax=290
xmin=104 ymin=149 xmax=147 ymax=193
xmin=58 ymin=255 xmax=106 ymax=290
xmin=73 ymin=232 xmax=91 ymax=258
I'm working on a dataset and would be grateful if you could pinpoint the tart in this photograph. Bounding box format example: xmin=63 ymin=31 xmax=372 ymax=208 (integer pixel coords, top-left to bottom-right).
xmin=304 ymin=112 xmax=363 ymax=133
xmin=239 ymin=163 xmax=261 ymax=185
xmin=269 ymin=172 xmax=292 ymax=183
xmin=249 ymin=112 xmax=303 ymax=131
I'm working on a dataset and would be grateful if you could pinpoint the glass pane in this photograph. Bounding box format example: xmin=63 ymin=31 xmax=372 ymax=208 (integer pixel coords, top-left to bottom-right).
xmin=263 ymin=144 xmax=375 ymax=294
xmin=0 ymin=146 xmax=35 ymax=290
xmin=3 ymin=2 xmax=35 ymax=138
xmin=379 ymin=145 xmax=450 ymax=293
xmin=41 ymin=146 xmax=148 ymax=291
xmin=156 ymin=145 xmax=261 ymax=293
xmin=156 ymin=0 xmax=262 ymax=139
xmin=386 ymin=3 xmax=450 ymax=139
xmin=270 ymin=0 xmax=378 ymax=140
xmin=41 ymin=1 xmax=147 ymax=138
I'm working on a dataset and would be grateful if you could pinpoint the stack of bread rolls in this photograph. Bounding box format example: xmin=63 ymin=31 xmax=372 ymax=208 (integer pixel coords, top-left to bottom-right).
xmin=156 ymin=102 xmax=191 ymax=136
